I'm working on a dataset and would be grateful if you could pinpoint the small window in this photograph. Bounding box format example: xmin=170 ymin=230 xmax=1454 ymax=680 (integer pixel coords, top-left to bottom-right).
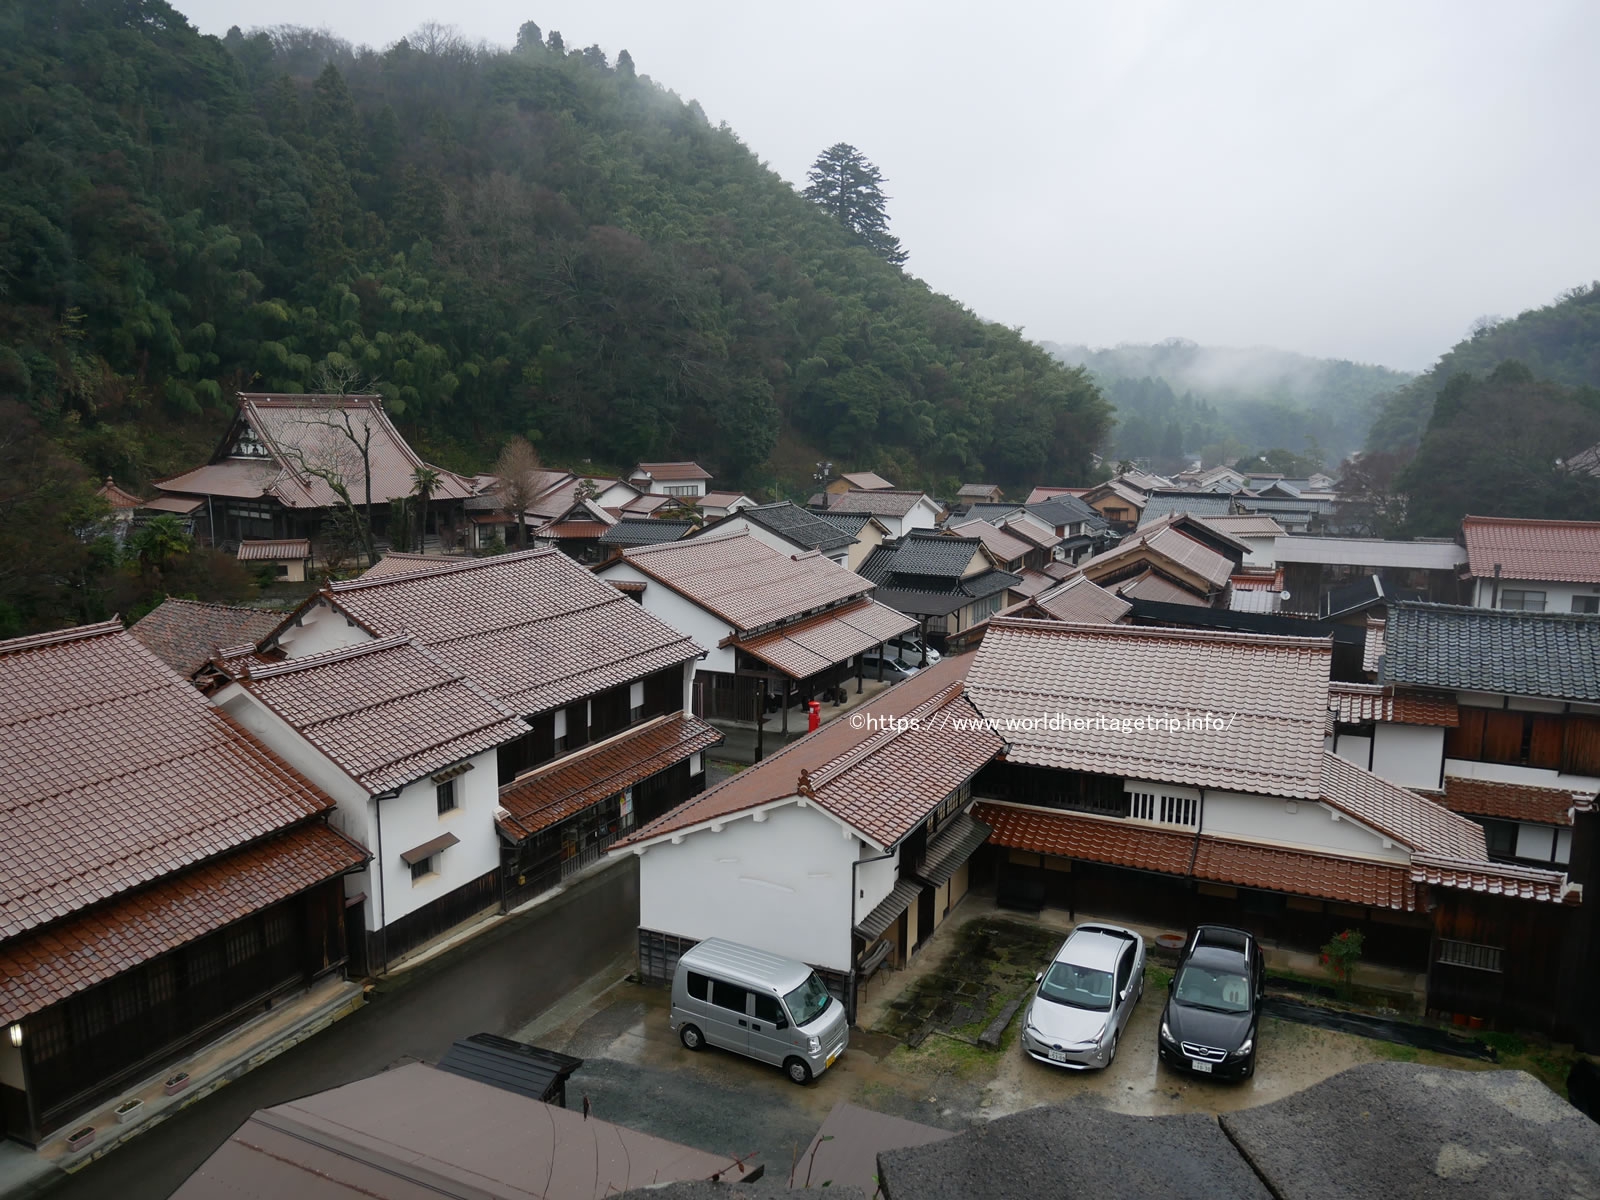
xmin=1478 ymin=818 xmax=1517 ymax=858
xmin=410 ymin=855 xmax=437 ymax=881
xmin=754 ymin=993 xmax=784 ymax=1023
xmin=630 ymin=704 xmax=644 ymax=722
xmin=686 ymin=971 xmax=710 ymax=1001
xmin=275 ymin=563 xmax=290 ymax=579
xmin=1499 ymin=589 xmax=1546 ymax=612
xmin=711 ymin=979 xmax=748 ymax=1012
xmin=1436 ymin=938 xmax=1503 ymax=973
xmin=436 ymin=780 xmax=458 ymax=815
xmin=1574 ymin=596 xmax=1600 ymax=614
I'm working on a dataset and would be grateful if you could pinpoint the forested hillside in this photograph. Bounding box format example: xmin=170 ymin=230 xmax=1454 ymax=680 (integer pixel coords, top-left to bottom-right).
xmin=1044 ymin=339 xmax=1409 ymax=471
xmin=0 ymin=0 xmax=1110 ymax=505
xmin=1364 ymin=283 xmax=1600 ymax=455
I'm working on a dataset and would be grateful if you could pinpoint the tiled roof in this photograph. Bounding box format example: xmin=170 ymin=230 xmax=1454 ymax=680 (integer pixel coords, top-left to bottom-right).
xmin=237 ymin=539 xmax=310 ymax=562
xmin=633 ymin=461 xmax=712 ymax=482
xmin=1032 ymin=575 xmax=1132 ymax=625
xmin=736 ymin=597 xmax=916 ymax=678
xmin=978 ymin=803 xmax=1197 ymax=876
xmin=1328 ymin=683 xmax=1458 ymax=727
xmin=614 ymin=531 xmax=872 ymax=631
xmin=1026 ymin=495 xmax=1104 ymax=528
xmin=856 ymin=878 xmax=923 ymax=940
xmin=884 ymin=532 xmax=986 ymax=580
xmin=1271 ymin=537 xmax=1464 ymax=569
xmin=236 ymin=636 xmax=529 ymax=793
xmin=868 ymin=587 xmax=972 ymax=618
xmin=979 ymin=803 xmax=1421 ymax=911
xmin=1461 ymin=515 xmax=1600 ymax=583
xmin=840 ymin=471 xmax=895 ymax=491
xmin=1088 ymin=479 xmax=1149 ymax=510
xmin=598 ymin=518 xmax=698 ymax=546
xmin=1439 ymin=775 xmax=1594 ymax=827
xmin=1205 ymin=514 xmax=1286 ymax=538
xmin=962 ymin=569 xmax=1023 ymax=600
xmin=1382 ymin=602 xmax=1600 ymax=703
xmin=947 ymin=520 xmax=1033 ymax=565
xmin=966 ymin=619 xmax=1333 ymax=799
xmin=0 ymin=623 xmax=337 ymax=940
xmin=813 ymin=511 xmax=880 ymax=536
xmin=621 ymin=493 xmax=673 ymax=515
xmin=1363 ymin=617 xmax=1386 ymax=675
xmin=321 ymin=550 xmax=702 ymax=716
xmin=700 ymin=491 xmax=749 ymax=507
xmin=141 ymin=495 xmax=203 ymax=514
xmin=0 ymin=821 xmax=365 ymax=1025
xmin=131 ymin=598 xmax=285 ymax=676
xmin=159 ymin=396 xmax=472 ymax=510
xmin=1409 ymin=854 xmax=1573 ymax=904
xmin=1193 ymin=837 xmax=1417 ymax=911
xmin=735 ymin=502 xmax=855 ymax=553
xmin=1116 ymin=570 xmax=1207 ymax=606
xmin=1319 ymin=751 xmax=1487 ymax=859
xmin=618 ymin=657 xmax=1003 ymax=849
xmin=497 ymin=713 xmax=723 ymax=841
xmin=97 ymin=477 xmax=144 ymax=509
xmin=1025 ymin=486 xmax=1085 ymax=504
xmin=1083 ymin=525 xmax=1233 ymax=590
xmin=826 ymin=489 xmax=934 ymax=518
xmin=1136 ymin=511 xmax=1252 ymax=557
xmin=1009 ymin=568 xmax=1059 ymax=599
xmin=360 ymin=552 xmax=458 ymax=580
xmin=542 ymin=521 xmax=611 ymax=539
xmin=998 ymin=515 xmax=1064 ymax=550
xmin=1137 ymin=492 xmax=1235 ymax=525
xmin=957 ymin=483 xmax=1001 ymax=498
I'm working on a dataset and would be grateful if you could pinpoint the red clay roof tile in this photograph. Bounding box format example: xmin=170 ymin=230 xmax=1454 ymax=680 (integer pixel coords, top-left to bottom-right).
xmin=1462 ymin=515 xmax=1600 ymax=584
xmin=736 ymin=598 xmax=916 ymax=678
xmin=131 ymin=598 xmax=286 ymax=677
xmin=1438 ymin=775 xmax=1594 ymax=826
xmin=1319 ymin=752 xmax=1487 ymax=859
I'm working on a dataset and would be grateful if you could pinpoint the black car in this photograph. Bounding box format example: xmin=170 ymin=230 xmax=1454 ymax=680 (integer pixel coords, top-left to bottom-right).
xmin=1157 ymin=925 xmax=1264 ymax=1080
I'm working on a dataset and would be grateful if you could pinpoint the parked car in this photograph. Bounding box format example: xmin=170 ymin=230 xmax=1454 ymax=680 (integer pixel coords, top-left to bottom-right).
xmin=1157 ymin=925 xmax=1265 ymax=1080
xmin=861 ymin=652 xmax=919 ymax=683
xmin=1021 ymin=923 xmax=1145 ymax=1069
xmin=885 ymin=634 xmax=940 ymax=666
xmin=670 ymin=938 xmax=849 ymax=1085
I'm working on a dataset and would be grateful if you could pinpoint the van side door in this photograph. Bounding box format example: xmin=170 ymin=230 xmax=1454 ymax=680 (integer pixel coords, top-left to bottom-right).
xmin=705 ymin=977 xmax=751 ymax=1054
xmin=746 ymin=990 xmax=793 ymax=1066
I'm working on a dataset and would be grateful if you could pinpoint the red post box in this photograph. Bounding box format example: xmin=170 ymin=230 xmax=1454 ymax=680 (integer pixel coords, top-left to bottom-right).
xmin=806 ymin=700 xmax=822 ymax=732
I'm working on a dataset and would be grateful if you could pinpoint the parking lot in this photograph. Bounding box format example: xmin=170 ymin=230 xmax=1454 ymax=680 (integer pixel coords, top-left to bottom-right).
xmin=514 ymin=903 xmax=1452 ymax=1172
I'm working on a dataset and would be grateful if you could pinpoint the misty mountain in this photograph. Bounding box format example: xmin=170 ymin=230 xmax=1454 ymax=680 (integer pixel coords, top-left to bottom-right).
xmin=1041 ymin=338 xmax=1412 ymax=469
xmin=1365 ymin=283 xmax=1600 ymax=454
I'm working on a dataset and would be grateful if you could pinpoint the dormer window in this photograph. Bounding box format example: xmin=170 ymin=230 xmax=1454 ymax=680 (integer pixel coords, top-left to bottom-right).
xmin=230 ymin=425 xmax=270 ymax=459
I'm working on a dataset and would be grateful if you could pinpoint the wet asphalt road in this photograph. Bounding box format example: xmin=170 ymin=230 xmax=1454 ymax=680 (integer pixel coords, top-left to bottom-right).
xmin=45 ymin=860 xmax=639 ymax=1200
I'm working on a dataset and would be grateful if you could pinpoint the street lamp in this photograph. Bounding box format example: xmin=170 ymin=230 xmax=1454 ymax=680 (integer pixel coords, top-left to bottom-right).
xmin=8 ymin=1023 xmax=20 ymax=1048
xmin=812 ymin=460 xmax=833 ymax=486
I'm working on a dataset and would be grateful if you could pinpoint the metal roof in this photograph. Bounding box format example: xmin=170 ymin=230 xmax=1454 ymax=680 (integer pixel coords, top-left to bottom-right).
xmin=434 ymin=1033 xmax=582 ymax=1103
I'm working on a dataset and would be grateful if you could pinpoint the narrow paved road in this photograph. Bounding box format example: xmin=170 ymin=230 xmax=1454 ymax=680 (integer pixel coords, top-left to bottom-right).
xmin=46 ymin=861 xmax=639 ymax=1200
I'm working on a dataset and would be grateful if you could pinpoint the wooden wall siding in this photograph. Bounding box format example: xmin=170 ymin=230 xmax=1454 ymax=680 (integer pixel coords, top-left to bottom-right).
xmin=1428 ymin=891 xmax=1571 ymax=1035
xmin=1447 ymin=707 xmax=1581 ymax=772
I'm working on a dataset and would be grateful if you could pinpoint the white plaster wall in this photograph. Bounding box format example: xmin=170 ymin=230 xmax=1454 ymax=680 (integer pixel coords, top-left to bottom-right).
xmin=276 ymin=599 xmax=372 ymax=657
xmin=905 ymin=499 xmax=942 ymax=533
xmin=373 ymin=747 xmax=501 ymax=929
xmin=1472 ymin=577 xmax=1600 ymax=613
xmin=715 ymin=516 xmax=801 ymax=559
xmin=1203 ymin=791 xmax=1411 ymax=862
xmin=855 ymin=850 xmax=900 ymax=924
xmin=1444 ymin=760 xmax=1600 ymax=794
xmin=635 ymin=801 xmax=858 ymax=971
xmin=1333 ymin=734 xmax=1373 ymax=771
xmin=1239 ymin=536 xmax=1277 ymax=567
xmin=600 ymin=561 xmax=735 ymax=673
xmin=1371 ymin=724 xmax=1445 ymax=791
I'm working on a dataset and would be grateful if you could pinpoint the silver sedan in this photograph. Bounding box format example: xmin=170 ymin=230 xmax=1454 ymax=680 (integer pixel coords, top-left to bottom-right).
xmin=1021 ymin=923 xmax=1146 ymax=1069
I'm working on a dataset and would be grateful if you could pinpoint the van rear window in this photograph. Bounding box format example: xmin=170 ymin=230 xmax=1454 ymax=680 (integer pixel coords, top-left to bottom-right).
xmin=686 ymin=971 xmax=710 ymax=1001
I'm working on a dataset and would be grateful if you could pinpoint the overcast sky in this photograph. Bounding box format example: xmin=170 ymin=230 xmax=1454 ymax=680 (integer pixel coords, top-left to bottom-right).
xmin=178 ymin=0 xmax=1600 ymax=372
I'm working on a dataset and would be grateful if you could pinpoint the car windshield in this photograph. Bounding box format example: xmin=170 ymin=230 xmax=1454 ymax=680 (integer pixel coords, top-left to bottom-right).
xmin=783 ymin=972 xmax=832 ymax=1026
xmin=1173 ymin=965 xmax=1252 ymax=1013
xmin=1037 ymin=960 xmax=1114 ymax=1011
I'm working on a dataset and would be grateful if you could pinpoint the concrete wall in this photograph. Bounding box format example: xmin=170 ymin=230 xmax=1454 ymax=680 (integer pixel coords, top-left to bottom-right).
xmin=600 ymin=561 xmax=735 ymax=673
xmin=1203 ymin=791 xmax=1411 ymax=862
xmin=634 ymin=800 xmax=859 ymax=972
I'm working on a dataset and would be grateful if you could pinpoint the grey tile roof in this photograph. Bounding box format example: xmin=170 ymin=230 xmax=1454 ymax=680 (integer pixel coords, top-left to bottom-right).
xmin=856 ymin=545 xmax=897 ymax=586
xmin=1137 ymin=492 xmax=1235 ymax=525
xmin=960 ymin=569 xmax=1022 ymax=600
xmin=1383 ymin=601 xmax=1600 ymax=703
xmin=813 ymin=511 xmax=877 ymax=535
xmin=887 ymin=533 xmax=984 ymax=580
xmin=964 ymin=502 xmax=1027 ymax=522
xmin=736 ymin=501 xmax=854 ymax=552
xmin=598 ymin=518 xmax=698 ymax=546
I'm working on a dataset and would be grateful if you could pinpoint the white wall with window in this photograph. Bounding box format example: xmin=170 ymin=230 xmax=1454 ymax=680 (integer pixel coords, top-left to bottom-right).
xmin=1472 ymin=577 xmax=1600 ymax=613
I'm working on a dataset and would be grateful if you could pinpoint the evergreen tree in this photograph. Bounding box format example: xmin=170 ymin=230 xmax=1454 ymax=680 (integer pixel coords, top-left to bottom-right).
xmin=802 ymin=143 xmax=908 ymax=266
xmin=515 ymin=21 xmax=542 ymax=51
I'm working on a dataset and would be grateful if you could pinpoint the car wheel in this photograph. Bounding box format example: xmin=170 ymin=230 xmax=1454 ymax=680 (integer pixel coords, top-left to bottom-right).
xmin=785 ymin=1057 xmax=813 ymax=1085
xmin=679 ymin=1025 xmax=703 ymax=1051
xmin=1105 ymin=1030 xmax=1119 ymax=1066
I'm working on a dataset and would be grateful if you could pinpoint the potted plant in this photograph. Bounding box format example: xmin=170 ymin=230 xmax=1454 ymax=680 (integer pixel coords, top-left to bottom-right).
xmin=66 ymin=1126 xmax=95 ymax=1152
xmin=114 ymin=1098 xmax=143 ymax=1124
xmin=163 ymin=1071 xmax=190 ymax=1096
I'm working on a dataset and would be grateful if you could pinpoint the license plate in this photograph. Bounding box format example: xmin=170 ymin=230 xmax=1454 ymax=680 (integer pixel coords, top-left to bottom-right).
xmin=1048 ymin=1049 xmax=1067 ymax=1063
xmin=826 ymin=1051 xmax=838 ymax=1069
xmin=1191 ymin=1059 xmax=1213 ymax=1074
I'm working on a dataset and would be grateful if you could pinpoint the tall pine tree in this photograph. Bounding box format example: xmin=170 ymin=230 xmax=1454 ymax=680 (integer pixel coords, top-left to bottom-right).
xmin=802 ymin=143 xmax=907 ymax=266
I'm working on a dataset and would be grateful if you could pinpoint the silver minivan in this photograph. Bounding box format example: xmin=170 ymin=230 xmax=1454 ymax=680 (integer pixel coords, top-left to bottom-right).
xmin=670 ymin=938 xmax=849 ymax=1084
